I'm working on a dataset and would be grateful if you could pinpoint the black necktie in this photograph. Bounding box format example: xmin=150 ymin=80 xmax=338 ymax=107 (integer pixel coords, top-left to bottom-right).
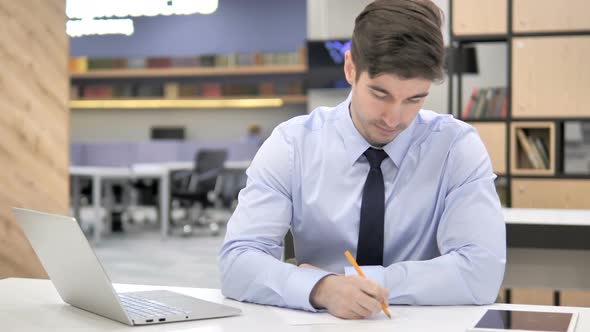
xmin=357 ymin=147 xmax=388 ymax=266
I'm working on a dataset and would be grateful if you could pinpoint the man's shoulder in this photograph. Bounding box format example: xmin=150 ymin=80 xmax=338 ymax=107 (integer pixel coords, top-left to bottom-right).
xmin=417 ymin=109 xmax=474 ymax=137
xmin=276 ymin=104 xmax=342 ymax=136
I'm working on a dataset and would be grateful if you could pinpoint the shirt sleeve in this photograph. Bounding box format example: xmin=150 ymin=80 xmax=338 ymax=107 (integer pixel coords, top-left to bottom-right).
xmin=346 ymin=127 xmax=506 ymax=305
xmin=218 ymin=125 xmax=332 ymax=311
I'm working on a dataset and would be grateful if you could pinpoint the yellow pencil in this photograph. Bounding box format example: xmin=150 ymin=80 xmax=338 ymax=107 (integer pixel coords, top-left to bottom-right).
xmin=344 ymin=250 xmax=391 ymax=319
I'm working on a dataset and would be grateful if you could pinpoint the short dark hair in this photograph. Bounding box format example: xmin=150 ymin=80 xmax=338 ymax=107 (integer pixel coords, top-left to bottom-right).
xmin=351 ymin=0 xmax=444 ymax=82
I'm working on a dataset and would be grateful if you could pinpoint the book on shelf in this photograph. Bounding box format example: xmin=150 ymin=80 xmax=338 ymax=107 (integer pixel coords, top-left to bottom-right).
xmin=462 ymin=87 xmax=507 ymax=120
xmin=178 ymin=84 xmax=200 ymax=97
xmin=237 ymin=53 xmax=256 ymax=66
xmin=87 ymin=58 xmax=113 ymax=70
xmin=82 ymin=85 xmax=113 ymax=99
xmin=473 ymin=88 xmax=487 ymax=119
xmin=462 ymin=87 xmax=478 ymax=118
xmin=135 ymin=83 xmax=164 ymax=97
xmin=69 ymin=57 xmax=88 ymax=73
xmin=287 ymin=81 xmax=304 ymax=95
xmin=112 ymin=84 xmax=134 ymax=98
xmin=258 ymin=82 xmax=276 ymax=96
xmin=111 ymin=58 xmax=128 ymax=69
xmin=171 ymin=57 xmax=200 ymax=68
xmin=200 ymin=83 xmax=222 ymax=97
xmin=214 ymin=54 xmax=230 ymax=67
xmin=164 ymin=82 xmax=180 ymax=99
xmin=222 ymin=83 xmax=258 ymax=96
xmin=532 ymin=136 xmax=550 ymax=169
xmin=526 ymin=135 xmax=546 ymax=169
xmin=146 ymin=57 xmax=172 ymax=68
xmin=516 ymin=128 xmax=546 ymax=169
xmin=199 ymin=55 xmax=216 ymax=67
xmin=127 ymin=57 xmax=146 ymax=69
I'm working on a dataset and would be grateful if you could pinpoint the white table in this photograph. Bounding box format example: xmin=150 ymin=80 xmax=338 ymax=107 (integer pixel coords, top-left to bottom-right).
xmin=70 ymin=161 xmax=251 ymax=243
xmin=70 ymin=166 xmax=170 ymax=244
xmin=501 ymin=208 xmax=590 ymax=292
xmin=503 ymin=208 xmax=590 ymax=226
xmin=1 ymin=278 xmax=588 ymax=331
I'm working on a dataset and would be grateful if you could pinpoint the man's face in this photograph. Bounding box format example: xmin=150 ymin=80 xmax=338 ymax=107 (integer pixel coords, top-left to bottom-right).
xmin=344 ymin=51 xmax=432 ymax=147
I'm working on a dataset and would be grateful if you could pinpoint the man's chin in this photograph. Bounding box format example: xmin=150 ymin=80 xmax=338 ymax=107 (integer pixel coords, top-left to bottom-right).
xmin=371 ymin=132 xmax=400 ymax=146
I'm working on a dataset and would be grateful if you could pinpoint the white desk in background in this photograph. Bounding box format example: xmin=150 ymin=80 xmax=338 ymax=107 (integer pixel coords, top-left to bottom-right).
xmin=503 ymin=208 xmax=590 ymax=226
xmin=70 ymin=166 xmax=170 ymax=244
xmin=1 ymin=278 xmax=588 ymax=332
xmin=501 ymin=208 xmax=590 ymax=293
xmin=70 ymin=161 xmax=251 ymax=243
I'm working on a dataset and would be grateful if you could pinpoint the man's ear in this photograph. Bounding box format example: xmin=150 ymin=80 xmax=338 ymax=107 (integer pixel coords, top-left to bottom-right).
xmin=344 ymin=50 xmax=356 ymax=85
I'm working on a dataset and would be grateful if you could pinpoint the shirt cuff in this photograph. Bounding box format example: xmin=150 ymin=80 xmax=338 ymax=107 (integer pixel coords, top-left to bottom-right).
xmin=283 ymin=268 xmax=333 ymax=312
xmin=344 ymin=265 xmax=386 ymax=288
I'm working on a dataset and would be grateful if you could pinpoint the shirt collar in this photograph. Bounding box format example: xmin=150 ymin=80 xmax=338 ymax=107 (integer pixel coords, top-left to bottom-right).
xmin=334 ymin=92 xmax=417 ymax=168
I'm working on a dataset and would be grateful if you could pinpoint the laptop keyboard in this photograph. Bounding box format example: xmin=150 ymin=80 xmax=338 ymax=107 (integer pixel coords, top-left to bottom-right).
xmin=119 ymin=293 xmax=189 ymax=318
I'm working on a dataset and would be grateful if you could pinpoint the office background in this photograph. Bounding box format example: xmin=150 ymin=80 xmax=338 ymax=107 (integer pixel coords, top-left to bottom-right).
xmin=1 ymin=0 xmax=590 ymax=308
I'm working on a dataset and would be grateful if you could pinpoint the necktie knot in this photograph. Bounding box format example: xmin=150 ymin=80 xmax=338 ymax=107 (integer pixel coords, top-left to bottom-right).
xmin=364 ymin=148 xmax=388 ymax=170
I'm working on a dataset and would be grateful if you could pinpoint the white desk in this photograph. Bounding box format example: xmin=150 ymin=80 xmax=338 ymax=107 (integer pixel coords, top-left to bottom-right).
xmin=70 ymin=166 xmax=170 ymax=244
xmin=2 ymin=278 xmax=588 ymax=332
xmin=501 ymin=208 xmax=590 ymax=292
xmin=503 ymin=208 xmax=590 ymax=226
xmin=70 ymin=161 xmax=251 ymax=243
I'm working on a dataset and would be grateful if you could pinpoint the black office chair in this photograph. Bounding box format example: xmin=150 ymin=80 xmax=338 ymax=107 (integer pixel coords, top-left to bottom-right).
xmin=170 ymin=149 xmax=228 ymax=235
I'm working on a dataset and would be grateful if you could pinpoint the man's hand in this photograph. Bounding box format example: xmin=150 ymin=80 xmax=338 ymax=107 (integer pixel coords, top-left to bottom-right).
xmin=309 ymin=274 xmax=389 ymax=320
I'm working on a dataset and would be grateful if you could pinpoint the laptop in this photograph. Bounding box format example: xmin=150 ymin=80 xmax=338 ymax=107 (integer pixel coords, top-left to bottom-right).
xmin=12 ymin=208 xmax=242 ymax=326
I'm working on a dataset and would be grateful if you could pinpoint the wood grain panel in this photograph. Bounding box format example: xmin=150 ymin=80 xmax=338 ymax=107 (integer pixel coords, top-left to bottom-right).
xmin=560 ymin=290 xmax=590 ymax=307
xmin=512 ymin=37 xmax=590 ymax=118
xmin=512 ymin=179 xmax=590 ymax=209
xmin=513 ymin=0 xmax=590 ymax=32
xmin=0 ymin=0 xmax=68 ymax=279
xmin=452 ymin=0 xmax=507 ymax=36
xmin=510 ymin=288 xmax=554 ymax=305
xmin=472 ymin=123 xmax=506 ymax=174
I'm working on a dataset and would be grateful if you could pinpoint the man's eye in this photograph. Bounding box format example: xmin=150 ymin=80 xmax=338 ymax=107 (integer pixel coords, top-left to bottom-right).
xmin=372 ymin=92 xmax=386 ymax=99
xmin=406 ymin=98 xmax=421 ymax=104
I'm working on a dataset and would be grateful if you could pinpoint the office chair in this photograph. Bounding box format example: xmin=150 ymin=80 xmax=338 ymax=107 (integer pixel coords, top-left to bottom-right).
xmin=170 ymin=149 xmax=228 ymax=235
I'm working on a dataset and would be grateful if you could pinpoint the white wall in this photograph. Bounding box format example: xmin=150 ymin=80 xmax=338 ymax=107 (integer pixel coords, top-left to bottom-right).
xmin=70 ymin=106 xmax=304 ymax=142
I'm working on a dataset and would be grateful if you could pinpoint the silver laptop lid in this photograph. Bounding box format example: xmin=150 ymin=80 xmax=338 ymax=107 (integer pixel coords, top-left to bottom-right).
xmin=12 ymin=208 xmax=132 ymax=325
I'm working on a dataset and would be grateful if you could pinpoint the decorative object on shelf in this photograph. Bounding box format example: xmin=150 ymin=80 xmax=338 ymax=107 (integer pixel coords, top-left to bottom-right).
xmin=445 ymin=46 xmax=478 ymax=75
xmin=307 ymin=39 xmax=350 ymax=89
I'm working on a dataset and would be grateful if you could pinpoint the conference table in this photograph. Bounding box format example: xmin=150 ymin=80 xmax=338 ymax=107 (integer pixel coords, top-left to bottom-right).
xmin=2 ymin=278 xmax=588 ymax=331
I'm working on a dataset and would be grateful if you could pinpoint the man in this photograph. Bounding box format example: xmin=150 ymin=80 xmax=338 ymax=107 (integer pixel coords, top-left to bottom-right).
xmin=219 ymin=0 xmax=506 ymax=320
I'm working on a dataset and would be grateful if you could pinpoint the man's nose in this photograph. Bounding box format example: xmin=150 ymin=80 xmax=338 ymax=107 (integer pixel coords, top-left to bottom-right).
xmin=382 ymin=104 xmax=402 ymax=128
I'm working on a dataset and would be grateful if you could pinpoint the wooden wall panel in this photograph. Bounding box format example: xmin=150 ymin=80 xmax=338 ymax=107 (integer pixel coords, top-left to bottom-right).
xmin=452 ymin=0 xmax=507 ymax=36
xmin=512 ymin=37 xmax=590 ymax=118
xmin=513 ymin=0 xmax=590 ymax=33
xmin=511 ymin=288 xmax=554 ymax=306
xmin=472 ymin=123 xmax=506 ymax=174
xmin=0 ymin=0 xmax=69 ymax=279
xmin=512 ymin=179 xmax=590 ymax=209
xmin=560 ymin=290 xmax=590 ymax=307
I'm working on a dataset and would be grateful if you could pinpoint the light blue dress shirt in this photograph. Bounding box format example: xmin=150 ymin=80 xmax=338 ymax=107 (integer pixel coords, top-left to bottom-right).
xmin=219 ymin=93 xmax=506 ymax=311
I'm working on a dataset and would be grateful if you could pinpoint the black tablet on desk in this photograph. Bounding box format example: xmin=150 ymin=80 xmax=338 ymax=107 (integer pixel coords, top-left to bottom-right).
xmin=468 ymin=309 xmax=579 ymax=332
